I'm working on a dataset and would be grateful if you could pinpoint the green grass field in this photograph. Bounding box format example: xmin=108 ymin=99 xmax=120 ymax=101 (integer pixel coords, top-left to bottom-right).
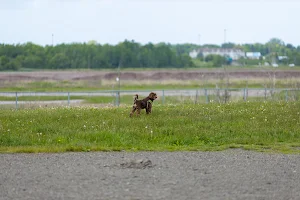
xmin=1 ymin=102 xmax=300 ymax=153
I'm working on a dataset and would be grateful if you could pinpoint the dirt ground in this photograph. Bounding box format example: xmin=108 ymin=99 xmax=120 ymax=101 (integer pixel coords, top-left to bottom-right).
xmin=1 ymin=149 xmax=300 ymax=200
xmin=0 ymin=68 xmax=300 ymax=82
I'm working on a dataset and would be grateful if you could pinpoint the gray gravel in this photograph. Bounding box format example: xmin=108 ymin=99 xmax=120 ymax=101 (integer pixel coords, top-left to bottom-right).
xmin=1 ymin=149 xmax=300 ymax=200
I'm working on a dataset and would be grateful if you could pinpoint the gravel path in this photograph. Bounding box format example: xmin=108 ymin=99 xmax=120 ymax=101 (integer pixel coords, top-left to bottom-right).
xmin=1 ymin=149 xmax=300 ymax=200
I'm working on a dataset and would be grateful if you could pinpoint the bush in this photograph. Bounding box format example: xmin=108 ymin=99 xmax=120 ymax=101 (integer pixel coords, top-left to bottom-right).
xmin=205 ymin=55 xmax=226 ymax=67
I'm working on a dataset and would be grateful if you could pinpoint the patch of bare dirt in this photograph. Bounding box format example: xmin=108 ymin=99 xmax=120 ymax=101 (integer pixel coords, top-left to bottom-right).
xmin=1 ymin=69 xmax=300 ymax=82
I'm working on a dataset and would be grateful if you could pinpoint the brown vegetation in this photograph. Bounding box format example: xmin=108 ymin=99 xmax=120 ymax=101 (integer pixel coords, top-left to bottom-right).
xmin=1 ymin=69 xmax=300 ymax=82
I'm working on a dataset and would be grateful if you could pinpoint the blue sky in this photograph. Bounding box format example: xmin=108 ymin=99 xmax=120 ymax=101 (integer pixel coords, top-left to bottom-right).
xmin=0 ymin=0 xmax=299 ymax=46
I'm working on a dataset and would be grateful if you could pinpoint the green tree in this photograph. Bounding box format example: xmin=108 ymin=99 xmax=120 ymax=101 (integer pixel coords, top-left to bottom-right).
xmin=221 ymin=42 xmax=235 ymax=48
xmin=49 ymin=53 xmax=70 ymax=69
xmin=205 ymin=55 xmax=226 ymax=67
xmin=22 ymin=55 xmax=43 ymax=69
xmin=4 ymin=59 xmax=21 ymax=70
xmin=0 ymin=56 xmax=9 ymax=70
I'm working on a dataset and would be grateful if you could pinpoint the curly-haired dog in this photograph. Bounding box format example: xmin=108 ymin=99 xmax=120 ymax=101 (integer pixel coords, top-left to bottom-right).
xmin=130 ymin=92 xmax=158 ymax=117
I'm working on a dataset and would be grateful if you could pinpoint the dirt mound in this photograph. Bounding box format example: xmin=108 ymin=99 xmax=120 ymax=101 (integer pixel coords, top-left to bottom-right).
xmin=120 ymin=159 xmax=154 ymax=169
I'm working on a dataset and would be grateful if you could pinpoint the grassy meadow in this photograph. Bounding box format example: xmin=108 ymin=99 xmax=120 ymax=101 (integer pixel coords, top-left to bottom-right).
xmin=1 ymin=101 xmax=300 ymax=153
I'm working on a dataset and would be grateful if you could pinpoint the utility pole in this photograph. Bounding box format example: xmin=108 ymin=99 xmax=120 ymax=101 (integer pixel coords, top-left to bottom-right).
xmin=224 ymin=29 xmax=227 ymax=44
xmin=52 ymin=34 xmax=54 ymax=46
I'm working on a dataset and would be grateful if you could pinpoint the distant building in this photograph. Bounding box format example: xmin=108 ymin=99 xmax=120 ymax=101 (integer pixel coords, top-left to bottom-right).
xmin=246 ymin=52 xmax=261 ymax=59
xmin=278 ymin=56 xmax=288 ymax=61
xmin=189 ymin=48 xmax=245 ymax=60
xmin=189 ymin=50 xmax=198 ymax=58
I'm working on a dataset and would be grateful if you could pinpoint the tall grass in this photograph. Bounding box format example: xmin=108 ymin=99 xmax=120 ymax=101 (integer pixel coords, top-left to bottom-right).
xmin=1 ymin=102 xmax=300 ymax=153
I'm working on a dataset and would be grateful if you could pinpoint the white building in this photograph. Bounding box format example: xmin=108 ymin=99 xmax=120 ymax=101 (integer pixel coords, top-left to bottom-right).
xmin=246 ymin=52 xmax=261 ymax=59
xmin=278 ymin=56 xmax=288 ymax=61
xmin=189 ymin=50 xmax=198 ymax=58
xmin=189 ymin=48 xmax=245 ymax=60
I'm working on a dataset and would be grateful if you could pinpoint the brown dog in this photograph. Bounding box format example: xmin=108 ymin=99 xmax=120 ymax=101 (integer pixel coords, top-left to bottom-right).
xmin=130 ymin=92 xmax=158 ymax=117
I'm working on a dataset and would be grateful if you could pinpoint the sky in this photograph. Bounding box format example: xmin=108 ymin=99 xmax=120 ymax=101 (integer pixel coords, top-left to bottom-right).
xmin=0 ymin=0 xmax=299 ymax=46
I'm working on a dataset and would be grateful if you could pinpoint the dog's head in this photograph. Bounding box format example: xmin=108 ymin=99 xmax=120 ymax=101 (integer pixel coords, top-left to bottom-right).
xmin=148 ymin=92 xmax=158 ymax=101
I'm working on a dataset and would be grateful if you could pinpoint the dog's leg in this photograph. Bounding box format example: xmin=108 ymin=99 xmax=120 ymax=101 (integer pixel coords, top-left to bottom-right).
xmin=145 ymin=101 xmax=149 ymax=114
xmin=130 ymin=94 xmax=139 ymax=117
xmin=130 ymin=106 xmax=137 ymax=117
xmin=146 ymin=104 xmax=152 ymax=114
xmin=136 ymin=107 xmax=141 ymax=116
xmin=146 ymin=108 xmax=152 ymax=114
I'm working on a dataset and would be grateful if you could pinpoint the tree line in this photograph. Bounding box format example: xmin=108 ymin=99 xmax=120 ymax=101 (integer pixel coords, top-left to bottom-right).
xmin=0 ymin=40 xmax=193 ymax=71
xmin=0 ymin=38 xmax=300 ymax=71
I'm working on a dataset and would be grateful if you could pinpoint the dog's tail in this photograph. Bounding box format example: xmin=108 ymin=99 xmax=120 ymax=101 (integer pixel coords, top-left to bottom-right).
xmin=133 ymin=94 xmax=138 ymax=104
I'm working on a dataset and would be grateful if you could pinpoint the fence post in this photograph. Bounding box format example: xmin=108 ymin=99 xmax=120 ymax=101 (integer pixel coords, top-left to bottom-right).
xmin=195 ymin=90 xmax=198 ymax=104
xmin=285 ymin=90 xmax=288 ymax=102
xmin=162 ymin=90 xmax=165 ymax=105
xmin=116 ymin=91 xmax=120 ymax=107
xmin=264 ymin=88 xmax=267 ymax=100
xmin=243 ymin=88 xmax=247 ymax=101
xmin=205 ymin=89 xmax=209 ymax=104
xmin=68 ymin=92 xmax=70 ymax=106
xmin=15 ymin=92 xmax=18 ymax=110
xmin=115 ymin=92 xmax=117 ymax=106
